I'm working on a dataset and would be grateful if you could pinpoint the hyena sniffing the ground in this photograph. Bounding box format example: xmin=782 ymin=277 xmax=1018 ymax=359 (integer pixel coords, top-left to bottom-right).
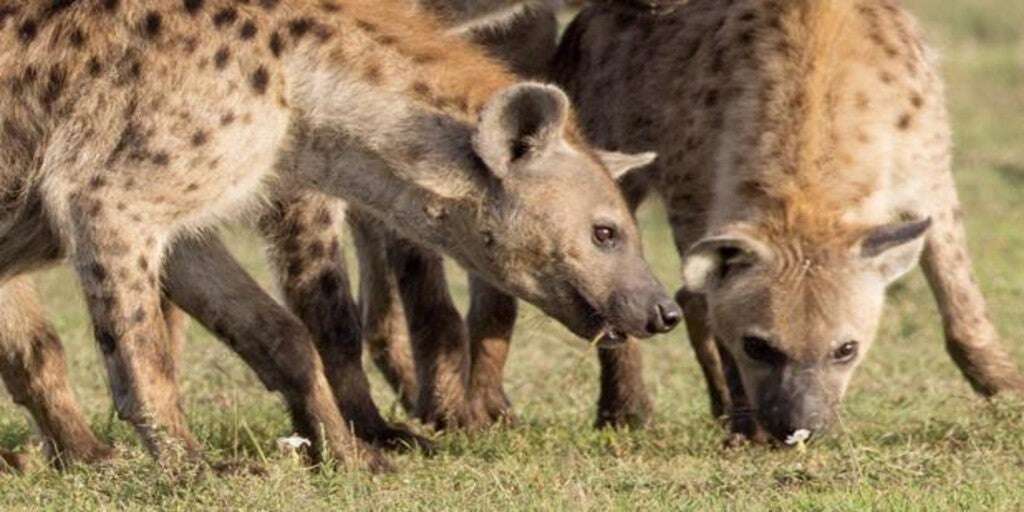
xmin=553 ymin=0 xmax=1024 ymax=443
xmin=0 ymin=0 xmax=675 ymax=469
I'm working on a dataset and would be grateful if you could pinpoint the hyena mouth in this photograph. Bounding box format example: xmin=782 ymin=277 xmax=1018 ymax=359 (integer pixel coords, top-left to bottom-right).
xmin=571 ymin=288 xmax=629 ymax=347
xmin=594 ymin=327 xmax=628 ymax=348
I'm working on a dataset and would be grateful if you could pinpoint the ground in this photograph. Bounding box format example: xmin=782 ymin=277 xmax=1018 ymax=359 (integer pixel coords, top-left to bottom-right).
xmin=1 ymin=1 xmax=1022 ymax=509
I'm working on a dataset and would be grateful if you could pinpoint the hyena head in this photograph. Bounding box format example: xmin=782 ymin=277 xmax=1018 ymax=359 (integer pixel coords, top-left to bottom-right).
xmin=682 ymin=217 xmax=932 ymax=442
xmin=468 ymin=83 xmax=681 ymax=343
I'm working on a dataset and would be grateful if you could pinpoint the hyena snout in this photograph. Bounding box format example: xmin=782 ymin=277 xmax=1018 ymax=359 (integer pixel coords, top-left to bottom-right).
xmin=759 ymin=383 xmax=834 ymax=445
xmin=607 ymin=279 xmax=682 ymax=339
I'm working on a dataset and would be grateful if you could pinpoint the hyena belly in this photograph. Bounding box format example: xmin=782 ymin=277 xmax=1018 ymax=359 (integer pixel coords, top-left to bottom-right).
xmin=555 ymin=0 xmax=1022 ymax=443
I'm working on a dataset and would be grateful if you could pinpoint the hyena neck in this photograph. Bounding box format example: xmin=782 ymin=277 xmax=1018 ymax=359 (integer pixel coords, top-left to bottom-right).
xmin=421 ymin=0 xmax=552 ymax=33
xmin=280 ymin=3 xmax=516 ymax=260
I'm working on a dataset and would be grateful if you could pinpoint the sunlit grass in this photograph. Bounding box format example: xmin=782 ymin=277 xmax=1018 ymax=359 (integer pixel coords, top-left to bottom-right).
xmin=1 ymin=2 xmax=1023 ymax=509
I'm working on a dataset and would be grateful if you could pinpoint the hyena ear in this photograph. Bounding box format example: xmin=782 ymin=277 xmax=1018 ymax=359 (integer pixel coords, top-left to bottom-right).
xmin=473 ymin=82 xmax=570 ymax=178
xmin=859 ymin=217 xmax=932 ymax=283
xmin=682 ymin=233 xmax=770 ymax=293
xmin=595 ymin=150 xmax=658 ymax=180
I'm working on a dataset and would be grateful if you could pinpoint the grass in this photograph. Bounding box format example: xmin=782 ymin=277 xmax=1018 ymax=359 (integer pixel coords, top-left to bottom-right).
xmin=2 ymin=1 xmax=1024 ymax=509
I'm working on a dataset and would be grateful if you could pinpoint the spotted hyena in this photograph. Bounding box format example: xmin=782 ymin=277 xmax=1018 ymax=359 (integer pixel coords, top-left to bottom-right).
xmin=548 ymin=0 xmax=1024 ymax=443
xmin=361 ymin=0 xmax=686 ymax=432
xmin=348 ymin=0 xmax=567 ymax=430
xmin=0 ymin=0 xmax=676 ymax=470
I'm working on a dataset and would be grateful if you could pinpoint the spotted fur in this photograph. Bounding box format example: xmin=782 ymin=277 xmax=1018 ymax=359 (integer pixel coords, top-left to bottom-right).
xmin=554 ymin=0 xmax=1023 ymax=442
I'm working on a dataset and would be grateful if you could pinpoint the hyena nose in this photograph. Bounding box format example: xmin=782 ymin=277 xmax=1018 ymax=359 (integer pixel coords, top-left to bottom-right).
xmin=647 ymin=300 xmax=683 ymax=334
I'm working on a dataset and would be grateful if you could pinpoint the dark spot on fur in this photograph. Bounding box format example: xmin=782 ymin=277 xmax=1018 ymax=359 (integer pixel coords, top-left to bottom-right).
xmin=90 ymin=263 xmax=108 ymax=282
xmin=132 ymin=307 xmax=146 ymax=324
xmin=910 ymin=93 xmax=924 ymax=109
xmin=412 ymin=81 xmax=430 ymax=97
xmin=184 ymin=0 xmax=204 ymax=15
xmin=18 ymin=19 xmax=38 ymax=43
xmin=704 ymin=89 xmax=719 ymax=107
xmin=240 ymin=20 xmax=257 ymax=40
xmin=138 ymin=255 xmax=148 ymax=271
xmin=220 ymin=112 xmax=236 ymax=125
xmin=103 ymin=0 xmax=119 ymax=11
xmin=269 ymin=32 xmax=284 ymax=57
xmin=69 ymin=28 xmax=86 ymax=48
xmin=288 ymin=18 xmax=313 ymax=39
xmin=214 ymin=46 xmax=231 ymax=69
xmin=142 ymin=11 xmax=162 ymax=38
xmin=191 ymin=130 xmax=208 ymax=146
xmin=897 ymin=113 xmax=912 ymax=130
xmin=185 ymin=182 xmax=199 ymax=192
xmin=737 ymin=30 xmax=754 ymax=46
xmin=363 ymin=63 xmax=381 ymax=83
xmin=879 ymin=70 xmax=894 ymax=84
xmin=89 ymin=176 xmax=106 ymax=189
xmin=319 ymin=272 xmax=340 ymax=296
xmin=87 ymin=57 xmax=102 ymax=76
xmin=259 ymin=0 xmax=280 ymax=9
xmin=96 ymin=329 xmax=117 ymax=354
xmin=152 ymin=152 xmax=170 ymax=166
xmin=308 ymin=241 xmax=325 ymax=259
xmin=250 ymin=66 xmax=269 ymax=94
xmin=213 ymin=7 xmax=237 ymax=28
xmin=356 ymin=19 xmax=377 ymax=33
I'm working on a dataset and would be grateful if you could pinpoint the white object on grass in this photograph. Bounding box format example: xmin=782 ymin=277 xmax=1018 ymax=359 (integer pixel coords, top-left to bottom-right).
xmin=276 ymin=435 xmax=312 ymax=453
xmin=785 ymin=429 xmax=811 ymax=446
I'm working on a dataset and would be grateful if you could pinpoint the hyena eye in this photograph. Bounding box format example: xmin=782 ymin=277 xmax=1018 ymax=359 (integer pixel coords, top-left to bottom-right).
xmin=592 ymin=225 xmax=617 ymax=248
xmin=742 ymin=336 xmax=785 ymax=365
xmin=833 ymin=341 xmax=859 ymax=363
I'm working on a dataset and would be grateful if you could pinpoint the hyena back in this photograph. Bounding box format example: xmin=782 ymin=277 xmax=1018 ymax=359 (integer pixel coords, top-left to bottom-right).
xmin=554 ymin=0 xmax=1023 ymax=443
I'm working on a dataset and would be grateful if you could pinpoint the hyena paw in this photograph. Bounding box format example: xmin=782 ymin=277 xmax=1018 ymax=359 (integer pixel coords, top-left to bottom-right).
xmin=0 ymin=451 xmax=36 ymax=473
xmin=371 ymin=423 xmax=435 ymax=455
xmin=594 ymin=399 xmax=653 ymax=430
xmin=467 ymin=388 xmax=517 ymax=428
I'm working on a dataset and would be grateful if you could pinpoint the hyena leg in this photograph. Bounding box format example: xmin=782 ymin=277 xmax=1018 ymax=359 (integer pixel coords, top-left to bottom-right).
xmin=674 ymin=289 xmax=731 ymax=420
xmin=161 ymin=299 xmax=189 ymax=378
xmin=350 ymin=214 xmax=472 ymax=429
xmin=69 ymin=217 xmax=198 ymax=465
xmin=396 ymin=246 xmax=472 ymax=430
xmin=465 ymin=276 xmax=517 ymax=425
xmin=351 ymin=218 xmax=418 ymax=415
xmin=594 ymin=340 xmax=653 ymax=429
xmin=0 ymin=277 xmax=114 ymax=467
xmin=663 ymin=187 xmax=732 ymax=422
xmin=163 ymin=235 xmax=390 ymax=469
xmin=920 ymin=204 xmax=1024 ymax=394
xmin=717 ymin=342 xmax=769 ymax=445
xmin=260 ymin=194 xmax=429 ymax=451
